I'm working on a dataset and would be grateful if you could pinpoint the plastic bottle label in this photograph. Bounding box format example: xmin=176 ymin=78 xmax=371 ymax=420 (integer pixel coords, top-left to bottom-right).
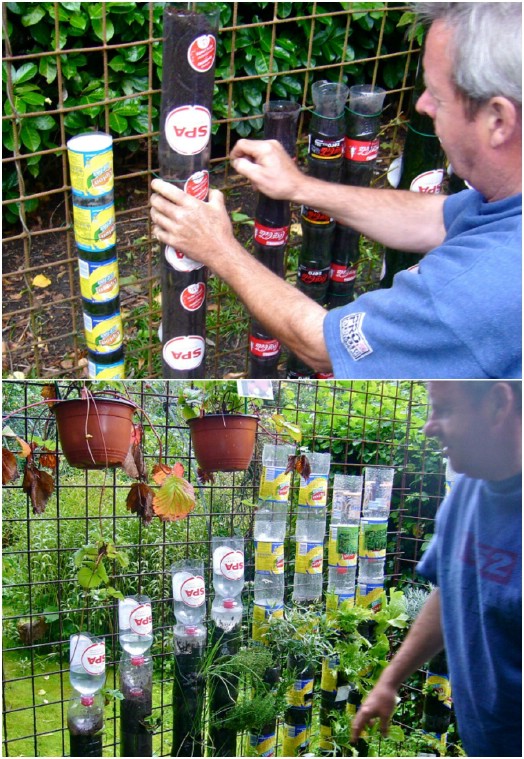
xmin=309 ymin=135 xmax=344 ymax=160
xmin=321 ymin=656 xmax=339 ymax=693
xmin=249 ymin=730 xmax=276 ymax=756
xmin=250 ymin=335 xmax=280 ymax=358
xmin=83 ymin=312 xmax=123 ymax=354
xmin=129 ymin=603 xmax=153 ymax=636
xmin=359 ymin=519 xmax=388 ymax=558
xmin=72 ymin=203 xmax=116 ymax=251
xmin=328 ymin=525 xmax=359 ymax=566
xmin=288 ymin=677 xmax=314 ymax=707
xmin=426 ymin=674 xmax=452 ymax=708
xmin=165 ymin=244 xmax=204 ymax=272
xmin=163 ymin=335 xmax=205 ymax=371
xmin=180 ymin=575 xmax=205 ymax=607
xmin=259 ymin=466 xmax=291 ymax=501
xmin=410 ymin=169 xmax=445 ymax=194
xmin=298 ymin=474 xmax=329 ymax=507
xmin=301 ymin=206 xmax=333 ymax=224
xmin=88 ymin=356 xmax=125 ymax=379
xmin=184 ymin=170 xmax=209 ymax=200
xmin=68 ymin=145 xmax=113 ymax=198
xmin=344 ymin=137 xmax=379 ymax=162
xmin=180 ymin=282 xmax=206 ymax=312
xmin=252 ymin=602 xmax=284 ymax=643
xmin=187 ymin=34 xmax=216 ymax=72
xmin=356 ymin=582 xmax=383 ymax=611
xmin=296 ymin=542 xmax=323 ymax=574
xmin=255 ymin=541 xmax=284 ymax=573
xmin=78 ymin=258 xmax=119 ymax=302
xmin=81 ymin=642 xmax=106 ymax=675
xmin=219 ymin=549 xmax=244 ymax=580
xmin=319 ymin=722 xmax=335 ymax=751
xmin=282 ymin=724 xmax=310 ymax=755
xmin=298 ymin=265 xmax=330 ymax=286
xmin=254 ymin=222 xmax=289 ymax=247
xmin=329 ymin=263 xmax=356 ymax=283
xmin=164 ymin=105 xmax=211 ymax=155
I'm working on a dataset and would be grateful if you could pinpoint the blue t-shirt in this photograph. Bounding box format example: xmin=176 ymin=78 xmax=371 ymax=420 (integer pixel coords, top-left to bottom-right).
xmin=323 ymin=190 xmax=522 ymax=378
xmin=417 ymin=472 xmax=522 ymax=757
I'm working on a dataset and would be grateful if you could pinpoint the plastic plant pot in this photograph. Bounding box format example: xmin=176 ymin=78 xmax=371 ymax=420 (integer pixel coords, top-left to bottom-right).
xmin=187 ymin=414 xmax=258 ymax=471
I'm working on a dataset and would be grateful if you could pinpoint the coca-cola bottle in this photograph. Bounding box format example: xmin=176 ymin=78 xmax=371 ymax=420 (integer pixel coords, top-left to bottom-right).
xmin=381 ymin=58 xmax=446 ymax=288
xmin=308 ymin=80 xmax=349 ymax=181
xmin=296 ymin=222 xmax=334 ymax=304
xmin=325 ymin=224 xmax=360 ymax=308
xmin=249 ymin=320 xmax=282 ymax=378
xmin=343 ymin=84 xmax=386 ymax=188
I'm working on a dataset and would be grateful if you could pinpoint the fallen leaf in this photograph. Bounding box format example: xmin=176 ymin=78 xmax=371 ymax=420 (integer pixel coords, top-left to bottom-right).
xmin=126 ymin=482 xmax=155 ymax=525
xmin=16 ymin=436 xmax=32 ymax=458
xmin=153 ymin=474 xmax=196 ymax=521
xmin=22 ymin=460 xmax=55 ymax=514
xmin=32 ymin=274 xmax=52 ymax=288
xmin=2 ymin=448 xmax=19 ymax=484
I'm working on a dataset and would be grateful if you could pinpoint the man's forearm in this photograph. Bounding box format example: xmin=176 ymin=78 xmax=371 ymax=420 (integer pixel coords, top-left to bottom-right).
xmin=293 ymin=176 xmax=447 ymax=254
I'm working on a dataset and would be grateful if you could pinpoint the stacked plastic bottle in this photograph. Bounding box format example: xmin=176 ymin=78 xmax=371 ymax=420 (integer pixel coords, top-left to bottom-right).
xmin=66 ymin=133 xmax=125 ymax=378
xmin=356 ymin=466 xmax=394 ymax=611
xmin=118 ymin=595 xmax=154 ymax=757
xmin=211 ymin=536 xmax=245 ymax=633
xmin=171 ymin=559 xmax=207 ymax=757
xmin=326 ymin=474 xmax=363 ymax=614
xmin=253 ymin=443 xmax=294 ymax=643
xmin=292 ymin=451 xmax=331 ymax=603
xmin=68 ymin=632 xmax=106 ymax=757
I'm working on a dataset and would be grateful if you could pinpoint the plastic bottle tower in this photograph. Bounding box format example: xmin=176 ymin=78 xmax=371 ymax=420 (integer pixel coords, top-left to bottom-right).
xmin=283 ymin=451 xmax=331 ymax=757
xmin=329 ymin=84 xmax=386 ymax=307
xmin=66 ymin=133 xmax=125 ymax=378
xmin=117 ymin=595 xmax=154 ymax=757
xmin=249 ymin=101 xmax=300 ymax=378
xmin=158 ymin=6 xmax=219 ymax=378
xmin=170 ymin=559 xmax=207 ymax=757
xmin=381 ymin=57 xmax=446 ymax=288
xmin=287 ymin=81 xmax=348 ymax=379
xmin=209 ymin=536 xmax=245 ymax=756
xmin=251 ymin=443 xmax=294 ymax=755
xmin=68 ymin=632 xmax=106 ymax=757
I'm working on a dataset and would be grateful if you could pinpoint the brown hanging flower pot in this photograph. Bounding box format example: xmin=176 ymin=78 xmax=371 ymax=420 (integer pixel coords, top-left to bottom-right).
xmin=187 ymin=414 xmax=258 ymax=472
xmin=51 ymin=396 xmax=137 ymax=469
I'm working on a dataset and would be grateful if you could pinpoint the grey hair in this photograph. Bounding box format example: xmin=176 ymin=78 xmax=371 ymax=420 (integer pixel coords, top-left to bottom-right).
xmin=414 ymin=3 xmax=522 ymax=108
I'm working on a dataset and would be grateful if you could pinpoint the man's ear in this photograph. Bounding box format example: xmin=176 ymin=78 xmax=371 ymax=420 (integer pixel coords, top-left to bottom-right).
xmin=486 ymin=382 xmax=516 ymax=429
xmin=484 ymin=97 xmax=520 ymax=149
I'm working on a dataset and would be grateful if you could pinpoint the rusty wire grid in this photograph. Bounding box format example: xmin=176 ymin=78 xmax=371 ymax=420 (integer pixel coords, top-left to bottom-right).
xmin=2 ymin=379 xmax=448 ymax=757
xmin=2 ymin=2 xmax=419 ymax=379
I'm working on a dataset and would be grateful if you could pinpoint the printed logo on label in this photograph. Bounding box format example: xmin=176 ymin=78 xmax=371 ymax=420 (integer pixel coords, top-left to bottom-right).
xmin=250 ymin=335 xmax=281 ymax=358
xmin=410 ymin=169 xmax=445 ymax=194
xmin=163 ymin=335 xmax=205 ymax=370
xmin=254 ymin=222 xmax=289 ymax=246
xmin=185 ymin=170 xmax=209 ymax=200
xmin=81 ymin=642 xmax=106 ymax=675
xmin=344 ymin=138 xmax=379 ymax=162
xmin=340 ymin=312 xmax=373 ymax=361
xmin=165 ymin=245 xmax=204 ymax=272
xmin=329 ymin=263 xmax=356 ymax=283
xmin=181 ymin=575 xmax=206 ymax=607
xmin=301 ymin=206 xmax=333 ymax=224
xmin=187 ymin=34 xmax=216 ymax=72
xmin=165 ymin=105 xmax=211 ymax=155
xmin=180 ymin=282 xmax=206 ymax=311
xmin=220 ymin=550 xmax=244 ymax=580
xmin=130 ymin=604 xmax=153 ymax=635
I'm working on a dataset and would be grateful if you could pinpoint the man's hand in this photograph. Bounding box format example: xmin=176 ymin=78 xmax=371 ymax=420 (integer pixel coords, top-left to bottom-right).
xmin=230 ymin=138 xmax=304 ymax=201
xmin=351 ymin=681 xmax=399 ymax=743
xmin=150 ymin=179 xmax=234 ymax=266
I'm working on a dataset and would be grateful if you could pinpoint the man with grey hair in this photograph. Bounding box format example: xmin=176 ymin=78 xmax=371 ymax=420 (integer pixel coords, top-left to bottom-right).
xmin=351 ymin=380 xmax=522 ymax=756
xmin=150 ymin=3 xmax=522 ymax=379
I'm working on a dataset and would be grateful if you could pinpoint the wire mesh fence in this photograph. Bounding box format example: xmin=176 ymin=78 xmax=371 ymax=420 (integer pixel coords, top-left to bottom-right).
xmin=2 ymin=2 xmax=419 ymax=379
xmin=2 ymin=379 xmax=454 ymax=757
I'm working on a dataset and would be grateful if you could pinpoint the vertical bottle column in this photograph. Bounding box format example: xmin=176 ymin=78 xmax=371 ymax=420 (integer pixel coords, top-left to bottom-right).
xmin=118 ymin=595 xmax=154 ymax=757
xmin=68 ymin=633 xmax=106 ymax=757
xmin=249 ymin=100 xmax=300 ymax=379
xmin=67 ymin=133 xmax=125 ymax=379
xmin=326 ymin=474 xmax=363 ymax=615
xmin=159 ymin=6 xmax=219 ymax=378
xmin=381 ymin=58 xmax=446 ymax=288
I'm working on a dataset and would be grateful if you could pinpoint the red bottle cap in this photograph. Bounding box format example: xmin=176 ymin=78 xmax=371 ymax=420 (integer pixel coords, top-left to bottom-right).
xmin=80 ymin=695 xmax=94 ymax=707
xmin=223 ymin=599 xmax=236 ymax=609
xmin=131 ymin=656 xmax=145 ymax=666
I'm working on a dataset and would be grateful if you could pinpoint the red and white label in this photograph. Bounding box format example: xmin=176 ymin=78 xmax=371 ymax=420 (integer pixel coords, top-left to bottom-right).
xmin=165 ymin=105 xmax=211 ymax=155
xmin=250 ymin=335 xmax=281 ymax=358
xmin=220 ymin=550 xmax=244 ymax=580
xmin=163 ymin=335 xmax=205 ymax=371
xmin=180 ymin=282 xmax=206 ymax=312
xmin=165 ymin=245 xmax=204 ymax=272
xmin=254 ymin=222 xmax=289 ymax=247
xmin=185 ymin=170 xmax=209 ymax=200
xmin=298 ymin=266 xmax=330 ymax=285
xmin=81 ymin=642 xmax=106 ymax=675
xmin=344 ymin=138 xmax=379 ymax=162
xmin=187 ymin=34 xmax=216 ymax=73
xmin=301 ymin=206 xmax=333 ymax=225
xmin=181 ymin=575 xmax=206 ymax=607
xmin=130 ymin=604 xmax=153 ymax=636
xmin=330 ymin=263 xmax=357 ymax=283
xmin=410 ymin=169 xmax=445 ymax=194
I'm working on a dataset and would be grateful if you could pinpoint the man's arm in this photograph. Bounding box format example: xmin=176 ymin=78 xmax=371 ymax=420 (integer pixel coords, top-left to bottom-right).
xmin=230 ymin=139 xmax=447 ymax=253
xmin=150 ymin=181 xmax=331 ymax=372
xmin=351 ymin=588 xmax=444 ymax=741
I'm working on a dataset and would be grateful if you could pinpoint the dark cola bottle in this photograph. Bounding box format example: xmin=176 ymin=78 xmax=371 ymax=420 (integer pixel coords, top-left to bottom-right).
xmin=297 ymin=221 xmax=335 ymax=305
xmin=249 ymin=319 xmax=281 ymax=379
xmin=253 ymin=193 xmax=290 ymax=279
xmin=381 ymin=59 xmax=446 ymax=288
xmin=301 ymin=156 xmax=336 ymax=227
xmin=326 ymin=223 xmax=360 ymax=309
xmin=308 ymin=80 xmax=349 ymax=183
xmin=343 ymin=84 xmax=386 ymax=188
xmin=286 ymin=353 xmax=314 ymax=379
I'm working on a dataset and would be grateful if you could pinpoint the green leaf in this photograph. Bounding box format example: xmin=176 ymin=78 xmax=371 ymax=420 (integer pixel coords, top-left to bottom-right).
xmin=21 ymin=5 xmax=46 ymax=26
xmin=91 ymin=17 xmax=115 ymax=42
xmin=13 ymin=62 xmax=38 ymax=85
xmin=20 ymin=122 xmax=41 ymax=152
xmin=77 ymin=563 xmax=108 ymax=589
xmin=242 ymin=83 xmax=263 ymax=108
xmin=109 ymin=112 xmax=128 ymax=134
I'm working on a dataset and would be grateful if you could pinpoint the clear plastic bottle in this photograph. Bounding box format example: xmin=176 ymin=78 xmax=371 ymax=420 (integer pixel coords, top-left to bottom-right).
xmin=212 ymin=537 xmax=245 ymax=598
xmin=363 ymin=466 xmax=394 ymax=517
xmin=292 ymin=540 xmax=324 ymax=602
xmin=254 ymin=502 xmax=288 ymax=541
xmin=173 ymin=622 xmax=207 ymax=655
xmin=69 ymin=633 xmax=106 ymax=696
xmin=259 ymin=443 xmax=294 ymax=502
xmin=295 ymin=452 xmax=331 ymax=542
xmin=358 ymin=557 xmax=385 ymax=584
xmin=68 ymin=691 xmax=104 ymax=757
xmin=254 ymin=564 xmax=285 ymax=606
xmin=119 ymin=653 xmax=153 ymax=757
xmin=211 ymin=597 xmax=243 ymax=632
xmin=118 ymin=595 xmax=153 ymax=656
xmin=331 ymin=475 xmax=363 ymax=524
xmin=171 ymin=560 xmax=206 ymax=626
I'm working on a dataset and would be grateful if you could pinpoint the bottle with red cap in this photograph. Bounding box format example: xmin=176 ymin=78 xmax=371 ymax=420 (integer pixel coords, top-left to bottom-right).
xmin=68 ymin=691 xmax=104 ymax=757
xmin=119 ymin=652 xmax=153 ymax=757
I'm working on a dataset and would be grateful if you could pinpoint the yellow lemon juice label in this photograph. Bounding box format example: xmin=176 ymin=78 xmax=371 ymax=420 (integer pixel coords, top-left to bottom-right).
xmin=282 ymin=724 xmax=310 ymax=756
xmin=67 ymin=133 xmax=113 ymax=197
xmin=259 ymin=466 xmax=291 ymax=501
xmin=295 ymin=542 xmax=323 ymax=574
xmin=73 ymin=202 xmax=116 ymax=252
xmin=254 ymin=541 xmax=284 ymax=574
xmin=298 ymin=474 xmax=328 ymax=507
xmin=426 ymin=674 xmax=452 ymax=708
xmin=288 ymin=677 xmax=314 ymax=708
xmin=252 ymin=602 xmax=283 ymax=644
xmin=78 ymin=258 xmax=119 ymax=302
xmin=356 ymin=582 xmax=384 ymax=611
xmin=321 ymin=656 xmax=339 ymax=693
xmin=249 ymin=730 xmax=276 ymax=756
xmin=88 ymin=357 xmax=125 ymax=379
xmin=84 ymin=312 xmax=123 ymax=354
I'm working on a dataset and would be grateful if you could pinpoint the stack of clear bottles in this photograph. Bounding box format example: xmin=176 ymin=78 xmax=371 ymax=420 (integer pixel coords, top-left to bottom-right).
xmin=211 ymin=536 xmax=245 ymax=633
xmin=118 ymin=595 xmax=153 ymax=757
xmin=68 ymin=632 xmax=106 ymax=757
xmin=171 ymin=558 xmax=207 ymax=642
xmin=327 ymin=474 xmax=363 ymax=614
xmin=357 ymin=466 xmax=395 ymax=609
xmin=293 ymin=451 xmax=331 ymax=603
xmin=253 ymin=444 xmax=294 ymax=642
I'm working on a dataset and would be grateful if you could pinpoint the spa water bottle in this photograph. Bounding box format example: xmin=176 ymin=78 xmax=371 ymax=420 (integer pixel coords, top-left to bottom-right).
xmin=69 ymin=633 xmax=106 ymax=697
xmin=118 ymin=595 xmax=153 ymax=656
xmin=212 ymin=537 xmax=245 ymax=599
xmin=172 ymin=560 xmax=206 ymax=626
xmin=68 ymin=692 xmax=104 ymax=757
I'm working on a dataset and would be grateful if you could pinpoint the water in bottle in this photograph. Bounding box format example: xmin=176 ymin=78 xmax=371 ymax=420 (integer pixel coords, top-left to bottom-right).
xmin=118 ymin=595 xmax=153 ymax=656
xmin=69 ymin=633 xmax=106 ymax=696
xmin=212 ymin=537 xmax=245 ymax=598
xmin=211 ymin=597 xmax=243 ymax=632
xmin=171 ymin=560 xmax=206 ymax=626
